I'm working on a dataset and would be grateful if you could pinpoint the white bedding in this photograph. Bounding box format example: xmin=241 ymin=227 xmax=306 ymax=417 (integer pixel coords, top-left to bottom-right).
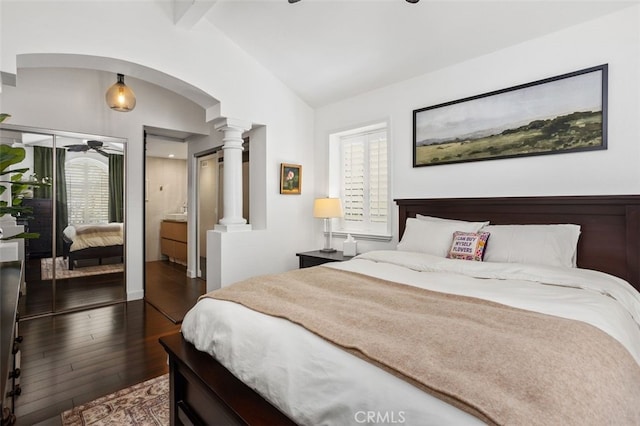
xmin=181 ymin=250 xmax=640 ymax=426
xmin=63 ymin=223 xmax=123 ymax=252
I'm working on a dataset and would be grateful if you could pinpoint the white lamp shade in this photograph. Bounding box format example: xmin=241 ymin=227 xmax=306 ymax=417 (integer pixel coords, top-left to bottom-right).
xmin=105 ymin=74 xmax=136 ymax=112
xmin=313 ymin=198 xmax=343 ymax=218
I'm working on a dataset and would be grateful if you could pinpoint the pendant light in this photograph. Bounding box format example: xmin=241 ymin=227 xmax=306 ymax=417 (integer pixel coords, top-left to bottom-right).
xmin=105 ymin=73 xmax=136 ymax=112
xmin=289 ymin=0 xmax=418 ymax=2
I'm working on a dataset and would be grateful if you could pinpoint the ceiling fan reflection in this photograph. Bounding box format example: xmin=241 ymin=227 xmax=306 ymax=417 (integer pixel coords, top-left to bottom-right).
xmin=64 ymin=140 xmax=110 ymax=157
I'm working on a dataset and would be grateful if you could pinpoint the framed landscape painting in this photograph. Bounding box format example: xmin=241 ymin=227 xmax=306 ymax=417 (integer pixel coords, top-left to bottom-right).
xmin=413 ymin=64 xmax=608 ymax=167
xmin=280 ymin=163 xmax=302 ymax=194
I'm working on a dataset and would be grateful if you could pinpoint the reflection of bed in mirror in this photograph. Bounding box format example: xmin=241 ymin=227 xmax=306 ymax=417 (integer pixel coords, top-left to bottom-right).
xmin=62 ymin=223 xmax=124 ymax=270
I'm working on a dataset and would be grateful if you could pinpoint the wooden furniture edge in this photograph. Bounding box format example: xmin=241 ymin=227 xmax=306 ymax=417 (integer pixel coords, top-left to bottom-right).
xmin=1 ymin=262 xmax=23 ymax=425
xmin=159 ymin=332 xmax=297 ymax=426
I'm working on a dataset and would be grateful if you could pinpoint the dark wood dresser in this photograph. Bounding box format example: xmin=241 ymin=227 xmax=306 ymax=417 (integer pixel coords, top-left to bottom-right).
xmin=19 ymin=198 xmax=52 ymax=258
xmin=1 ymin=261 xmax=23 ymax=426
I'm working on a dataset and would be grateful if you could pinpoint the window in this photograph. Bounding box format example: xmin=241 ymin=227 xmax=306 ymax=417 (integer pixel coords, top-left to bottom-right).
xmin=66 ymin=157 xmax=109 ymax=224
xmin=329 ymin=122 xmax=390 ymax=239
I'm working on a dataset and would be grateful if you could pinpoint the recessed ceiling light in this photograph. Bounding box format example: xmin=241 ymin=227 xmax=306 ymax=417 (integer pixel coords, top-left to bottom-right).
xmin=168 ymin=154 xmax=175 ymax=158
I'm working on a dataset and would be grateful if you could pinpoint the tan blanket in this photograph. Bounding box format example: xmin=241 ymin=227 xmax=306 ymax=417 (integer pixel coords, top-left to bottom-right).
xmin=66 ymin=223 xmax=123 ymax=252
xmin=204 ymin=266 xmax=640 ymax=426
xmin=74 ymin=223 xmax=122 ymax=235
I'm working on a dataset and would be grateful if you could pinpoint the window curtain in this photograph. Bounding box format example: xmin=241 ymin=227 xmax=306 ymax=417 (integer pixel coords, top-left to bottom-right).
xmin=108 ymin=153 xmax=124 ymax=223
xmin=33 ymin=146 xmax=52 ymax=199
xmin=33 ymin=145 xmax=68 ymax=254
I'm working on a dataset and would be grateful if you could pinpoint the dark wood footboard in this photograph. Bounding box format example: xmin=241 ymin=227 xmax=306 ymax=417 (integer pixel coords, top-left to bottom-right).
xmin=159 ymin=332 xmax=297 ymax=426
xmin=67 ymin=245 xmax=123 ymax=270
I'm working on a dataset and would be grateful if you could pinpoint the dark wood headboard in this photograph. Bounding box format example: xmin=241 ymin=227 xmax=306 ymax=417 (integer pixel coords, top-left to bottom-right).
xmin=395 ymin=196 xmax=640 ymax=293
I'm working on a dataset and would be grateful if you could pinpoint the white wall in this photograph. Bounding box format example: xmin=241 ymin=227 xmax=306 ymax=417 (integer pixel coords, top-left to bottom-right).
xmin=1 ymin=67 xmax=208 ymax=299
xmin=145 ymin=157 xmax=188 ymax=262
xmin=315 ymin=6 xmax=640 ymax=253
xmin=1 ymin=0 xmax=316 ymax=292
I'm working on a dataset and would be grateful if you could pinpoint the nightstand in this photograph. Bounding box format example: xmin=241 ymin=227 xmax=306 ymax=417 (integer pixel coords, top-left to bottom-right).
xmin=296 ymin=250 xmax=353 ymax=269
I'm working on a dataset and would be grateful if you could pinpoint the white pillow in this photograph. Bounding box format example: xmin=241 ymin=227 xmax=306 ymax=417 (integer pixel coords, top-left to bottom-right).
xmin=63 ymin=225 xmax=76 ymax=240
xmin=416 ymin=214 xmax=490 ymax=228
xmin=398 ymin=217 xmax=489 ymax=258
xmin=481 ymin=224 xmax=581 ymax=268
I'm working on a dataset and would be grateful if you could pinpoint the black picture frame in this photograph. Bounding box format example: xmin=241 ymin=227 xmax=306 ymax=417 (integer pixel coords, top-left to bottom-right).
xmin=413 ymin=64 xmax=608 ymax=167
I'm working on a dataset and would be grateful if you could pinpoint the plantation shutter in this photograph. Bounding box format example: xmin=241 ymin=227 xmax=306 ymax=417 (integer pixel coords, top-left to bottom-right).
xmin=369 ymin=132 xmax=387 ymax=223
xmin=342 ymin=136 xmax=365 ymax=222
xmin=340 ymin=128 xmax=388 ymax=231
xmin=66 ymin=158 xmax=109 ymax=224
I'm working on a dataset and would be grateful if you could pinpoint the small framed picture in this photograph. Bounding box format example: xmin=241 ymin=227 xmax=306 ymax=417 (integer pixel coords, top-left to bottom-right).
xmin=280 ymin=163 xmax=302 ymax=195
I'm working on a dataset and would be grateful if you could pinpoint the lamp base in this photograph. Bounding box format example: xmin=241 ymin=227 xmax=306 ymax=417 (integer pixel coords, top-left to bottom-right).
xmin=319 ymin=248 xmax=337 ymax=253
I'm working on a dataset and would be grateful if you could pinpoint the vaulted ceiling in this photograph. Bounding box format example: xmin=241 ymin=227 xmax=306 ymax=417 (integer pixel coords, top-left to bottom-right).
xmin=183 ymin=1 xmax=636 ymax=108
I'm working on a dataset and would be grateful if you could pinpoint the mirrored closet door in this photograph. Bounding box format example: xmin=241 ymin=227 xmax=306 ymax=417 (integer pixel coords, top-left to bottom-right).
xmin=0 ymin=124 xmax=126 ymax=317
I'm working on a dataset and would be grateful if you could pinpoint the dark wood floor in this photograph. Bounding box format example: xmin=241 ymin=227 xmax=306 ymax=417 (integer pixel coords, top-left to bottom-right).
xmin=20 ymin=257 xmax=125 ymax=318
xmin=145 ymin=260 xmax=206 ymax=323
xmin=14 ymin=301 xmax=180 ymax=425
xmin=13 ymin=261 xmax=205 ymax=425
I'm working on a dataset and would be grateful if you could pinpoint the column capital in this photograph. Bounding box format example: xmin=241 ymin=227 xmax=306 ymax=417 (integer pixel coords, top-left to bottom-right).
xmin=213 ymin=117 xmax=252 ymax=133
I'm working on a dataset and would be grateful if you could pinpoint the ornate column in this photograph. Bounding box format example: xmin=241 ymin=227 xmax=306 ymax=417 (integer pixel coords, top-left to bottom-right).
xmin=214 ymin=117 xmax=252 ymax=232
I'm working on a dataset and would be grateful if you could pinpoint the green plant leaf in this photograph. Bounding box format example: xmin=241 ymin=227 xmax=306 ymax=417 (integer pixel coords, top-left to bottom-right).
xmin=0 ymin=232 xmax=40 ymax=241
xmin=0 ymin=205 xmax=33 ymax=217
xmin=0 ymin=113 xmax=11 ymax=123
xmin=0 ymin=138 xmax=45 ymax=221
xmin=0 ymin=179 xmax=50 ymax=187
xmin=0 ymin=167 xmax=29 ymax=176
xmin=0 ymin=145 xmax=26 ymax=173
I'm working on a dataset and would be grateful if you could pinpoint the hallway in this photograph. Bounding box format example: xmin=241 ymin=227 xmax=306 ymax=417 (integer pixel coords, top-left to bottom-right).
xmin=145 ymin=260 xmax=206 ymax=323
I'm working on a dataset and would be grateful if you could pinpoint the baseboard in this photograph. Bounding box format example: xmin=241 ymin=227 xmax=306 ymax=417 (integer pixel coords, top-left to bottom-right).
xmin=127 ymin=290 xmax=144 ymax=301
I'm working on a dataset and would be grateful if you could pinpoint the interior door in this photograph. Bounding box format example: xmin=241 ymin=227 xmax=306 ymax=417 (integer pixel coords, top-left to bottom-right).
xmin=197 ymin=152 xmax=219 ymax=278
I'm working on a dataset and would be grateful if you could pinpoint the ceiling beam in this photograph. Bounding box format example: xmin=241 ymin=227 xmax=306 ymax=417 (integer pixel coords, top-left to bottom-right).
xmin=174 ymin=0 xmax=217 ymax=29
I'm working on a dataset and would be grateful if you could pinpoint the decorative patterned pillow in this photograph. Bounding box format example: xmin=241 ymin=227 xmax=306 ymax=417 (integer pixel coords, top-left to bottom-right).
xmin=398 ymin=218 xmax=489 ymax=257
xmin=447 ymin=231 xmax=490 ymax=261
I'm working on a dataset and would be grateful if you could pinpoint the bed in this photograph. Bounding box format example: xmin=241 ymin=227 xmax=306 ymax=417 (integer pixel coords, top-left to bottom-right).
xmin=159 ymin=195 xmax=640 ymax=425
xmin=61 ymin=223 xmax=124 ymax=270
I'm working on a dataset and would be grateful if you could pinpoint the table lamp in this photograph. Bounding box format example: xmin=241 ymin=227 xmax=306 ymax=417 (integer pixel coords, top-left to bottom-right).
xmin=313 ymin=198 xmax=343 ymax=253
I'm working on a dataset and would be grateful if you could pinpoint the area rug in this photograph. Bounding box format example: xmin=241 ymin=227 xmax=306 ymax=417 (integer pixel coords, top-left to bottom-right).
xmin=61 ymin=374 xmax=169 ymax=426
xmin=41 ymin=257 xmax=124 ymax=280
